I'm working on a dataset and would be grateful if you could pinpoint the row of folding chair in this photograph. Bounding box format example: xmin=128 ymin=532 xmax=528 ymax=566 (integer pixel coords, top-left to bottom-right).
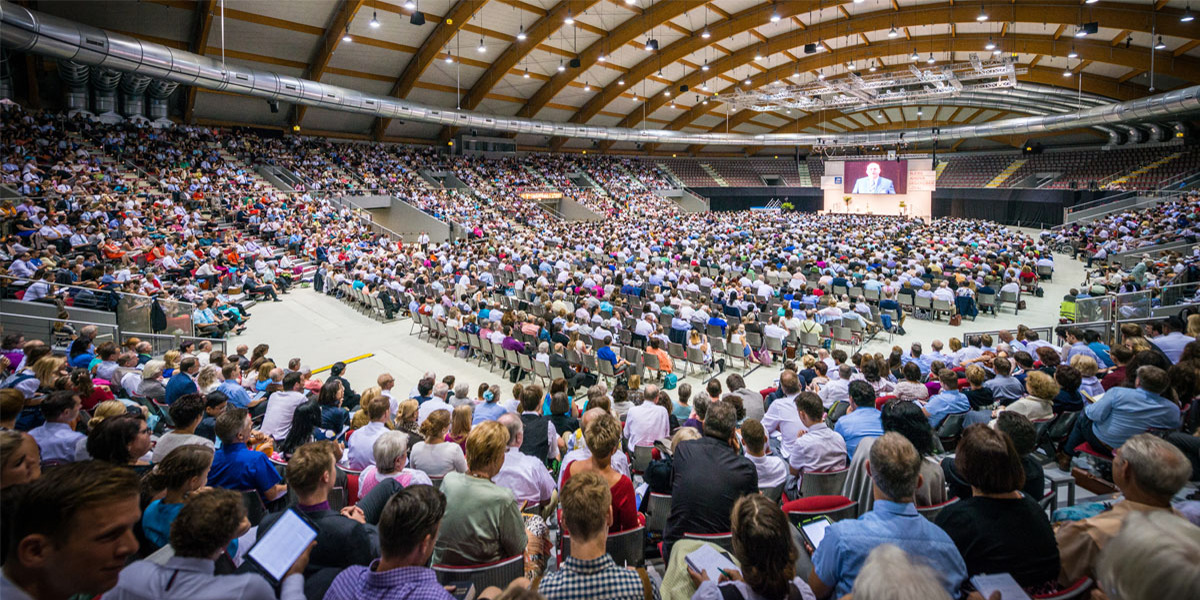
xmin=336 ymin=283 xmax=399 ymax=322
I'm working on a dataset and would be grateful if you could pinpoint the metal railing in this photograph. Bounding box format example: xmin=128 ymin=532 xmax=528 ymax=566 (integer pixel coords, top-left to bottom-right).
xmin=119 ymin=331 xmax=227 ymax=356
xmin=961 ymin=325 xmax=1055 ymax=346
xmin=0 ymin=312 xmax=117 ymax=351
xmin=0 ymin=275 xmax=195 ymax=337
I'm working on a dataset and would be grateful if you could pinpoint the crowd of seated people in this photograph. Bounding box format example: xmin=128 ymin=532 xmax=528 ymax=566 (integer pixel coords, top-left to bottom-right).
xmin=3 ymin=300 xmax=1199 ymax=599
xmin=5 ymin=107 xmax=1200 ymax=600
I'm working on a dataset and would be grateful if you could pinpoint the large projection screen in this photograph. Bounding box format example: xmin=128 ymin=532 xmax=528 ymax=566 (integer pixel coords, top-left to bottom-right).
xmin=843 ymin=160 xmax=908 ymax=195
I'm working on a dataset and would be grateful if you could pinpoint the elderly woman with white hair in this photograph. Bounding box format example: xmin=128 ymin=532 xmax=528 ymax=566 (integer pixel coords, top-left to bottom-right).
xmin=356 ymin=430 xmax=432 ymax=525
xmin=136 ymin=360 xmax=167 ymax=401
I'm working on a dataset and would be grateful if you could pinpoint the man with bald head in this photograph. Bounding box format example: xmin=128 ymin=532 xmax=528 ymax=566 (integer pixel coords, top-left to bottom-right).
xmin=492 ymin=413 xmax=557 ymax=506
xmin=559 ymin=408 xmax=630 ymax=488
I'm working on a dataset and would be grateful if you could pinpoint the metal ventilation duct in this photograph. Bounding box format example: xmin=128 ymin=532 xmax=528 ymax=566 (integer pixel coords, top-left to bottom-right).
xmin=2 ymin=0 xmax=1199 ymax=147
xmin=119 ymin=72 xmax=150 ymax=118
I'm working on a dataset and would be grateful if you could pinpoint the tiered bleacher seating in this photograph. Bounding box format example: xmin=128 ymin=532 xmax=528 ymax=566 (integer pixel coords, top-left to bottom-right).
xmin=1119 ymin=146 xmax=1200 ymax=190
xmin=660 ymin=158 xmax=718 ymax=187
xmin=936 ymin=154 xmax=1015 ymax=188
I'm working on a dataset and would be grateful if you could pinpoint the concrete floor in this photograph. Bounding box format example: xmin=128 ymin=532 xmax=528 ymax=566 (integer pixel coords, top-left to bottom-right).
xmin=231 ymin=247 xmax=1089 ymax=396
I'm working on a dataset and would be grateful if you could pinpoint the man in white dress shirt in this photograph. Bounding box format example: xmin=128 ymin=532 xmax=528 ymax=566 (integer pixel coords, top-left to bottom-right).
xmin=493 ymin=413 xmax=557 ymax=506
xmin=344 ymin=396 xmax=391 ymax=470
xmin=819 ymin=364 xmax=854 ymax=409
xmin=623 ymin=384 xmax=670 ymax=449
xmin=259 ymin=372 xmax=310 ymax=443
xmin=761 ymin=371 xmax=806 ymax=460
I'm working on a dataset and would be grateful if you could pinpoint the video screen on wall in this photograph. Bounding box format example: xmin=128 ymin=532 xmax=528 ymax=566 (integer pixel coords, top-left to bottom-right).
xmin=843 ymin=160 xmax=907 ymax=195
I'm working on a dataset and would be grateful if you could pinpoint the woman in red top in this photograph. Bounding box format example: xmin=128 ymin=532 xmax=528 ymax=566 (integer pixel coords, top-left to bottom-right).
xmin=561 ymin=411 xmax=640 ymax=533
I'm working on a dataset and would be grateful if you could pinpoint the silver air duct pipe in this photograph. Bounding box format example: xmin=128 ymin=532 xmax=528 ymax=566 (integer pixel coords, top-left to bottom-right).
xmin=2 ymin=1 xmax=1199 ymax=148
xmin=146 ymin=79 xmax=177 ymax=123
xmin=1121 ymin=124 xmax=1148 ymax=145
xmin=1106 ymin=128 xmax=1127 ymax=146
xmin=119 ymin=72 xmax=150 ymax=119
xmin=57 ymin=58 xmax=89 ymax=114
xmin=90 ymin=65 xmax=121 ymax=120
xmin=1144 ymin=122 xmax=1167 ymax=143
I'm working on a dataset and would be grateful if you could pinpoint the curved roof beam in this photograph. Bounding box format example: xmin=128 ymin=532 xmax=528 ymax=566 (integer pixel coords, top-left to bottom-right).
xmin=681 ymin=66 xmax=1139 ymax=154
xmin=513 ymin=0 xmax=707 ymax=122
xmin=437 ymin=0 xmax=602 ymax=143
xmin=294 ymin=0 xmax=367 ymax=128
xmin=372 ymin=0 xmax=488 ymax=139
xmin=600 ymin=32 xmax=1191 ymax=152
xmin=561 ymin=0 xmax=1194 ymax=149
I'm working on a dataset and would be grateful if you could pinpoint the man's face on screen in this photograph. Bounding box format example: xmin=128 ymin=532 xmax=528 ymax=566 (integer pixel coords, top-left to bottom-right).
xmin=866 ymin=163 xmax=881 ymax=178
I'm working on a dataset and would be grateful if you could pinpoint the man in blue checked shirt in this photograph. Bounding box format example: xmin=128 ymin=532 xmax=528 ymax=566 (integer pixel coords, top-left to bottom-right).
xmin=325 ymin=485 xmax=508 ymax=600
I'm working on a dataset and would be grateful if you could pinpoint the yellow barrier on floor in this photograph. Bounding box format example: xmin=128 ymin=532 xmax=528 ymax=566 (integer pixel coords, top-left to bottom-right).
xmin=311 ymin=353 xmax=375 ymax=375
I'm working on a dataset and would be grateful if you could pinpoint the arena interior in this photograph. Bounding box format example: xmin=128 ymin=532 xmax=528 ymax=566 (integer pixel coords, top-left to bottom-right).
xmin=1 ymin=1 xmax=1200 ymax=599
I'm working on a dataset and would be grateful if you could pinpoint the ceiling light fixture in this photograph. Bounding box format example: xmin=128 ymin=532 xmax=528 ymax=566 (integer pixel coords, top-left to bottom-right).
xmin=645 ymin=39 xmax=659 ymax=51
xmin=1068 ymin=48 xmax=1078 ymax=59
xmin=618 ymin=78 xmax=625 ymax=85
xmin=1063 ymin=68 xmax=1072 ymax=77
xmin=917 ymin=108 xmax=924 ymax=116
xmin=584 ymin=82 xmax=590 ymax=91
xmin=743 ymin=76 xmax=751 ymax=84
xmin=976 ymin=9 xmax=987 ymax=22
xmin=517 ymin=25 xmax=526 ymax=41
xmin=625 ymin=0 xmax=635 ymax=4
xmin=564 ymin=11 xmax=574 ymax=25
xmin=702 ymin=60 xmax=710 ymax=71
xmin=911 ymin=48 xmax=919 ymax=61
xmin=927 ymin=53 xmax=935 ymax=64
xmin=985 ymin=37 xmax=996 ymax=50
xmin=1075 ymin=26 xmax=1088 ymax=38
xmin=755 ymin=52 xmax=764 ymax=61
xmin=1183 ymin=5 xmax=1195 ymax=22
xmin=992 ymin=47 xmax=1002 ymax=56
xmin=888 ymin=26 xmax=898 ymax=38
xmin=817 ymin=70 xmax=825 ymax=80
xmin=701 ymin=29 xmax=711 ymax=39
xmin=342 ymin=25 xmax=352 ymax=42
xmin=1155 ymin=36 xmax=1167 ymax=50
xmin=869 ymin=61 xmax=877 ymax=72
xmin=477 ymin=38 xmax=486 ymax=53
xmin=369 ymin=11 xmax=380 ymax=28
xmin=444 ymin=54 xmax=453 ymax=63
xmin=404 ymin=0 xmax=415 ymax=9
xmin=523 ymin=69 xmax=530 ymax=78
xmin=770 ymin=12 xmax=781 ymax=23
xmin=557 ymin=60 xmax=565 ymax=72
xmin=598 ymin=53 xmax=607 ymax=63
xmin=1085 ymin=0 xmax=1098 ymax=3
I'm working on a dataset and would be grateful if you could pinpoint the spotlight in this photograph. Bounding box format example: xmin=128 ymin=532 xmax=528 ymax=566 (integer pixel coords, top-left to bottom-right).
xmin=888 ymin=27 xmax=898 ymax=38
xmin=517 ymin=26 xmax=526 ymax=41
xmin=369 ymin=11 xmax=380 ymax=28
xmin=1155 ymin=36 xmax=1167 ymax=50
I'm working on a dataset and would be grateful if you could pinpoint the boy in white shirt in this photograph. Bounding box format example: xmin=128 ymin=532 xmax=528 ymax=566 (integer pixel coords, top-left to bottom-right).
xmin=741 ymin=418 xmax=788 ymax=490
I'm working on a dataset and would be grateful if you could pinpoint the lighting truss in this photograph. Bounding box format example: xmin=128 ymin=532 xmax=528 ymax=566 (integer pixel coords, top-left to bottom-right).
xmin=715 ymin=54 xmax=1024 ymax=112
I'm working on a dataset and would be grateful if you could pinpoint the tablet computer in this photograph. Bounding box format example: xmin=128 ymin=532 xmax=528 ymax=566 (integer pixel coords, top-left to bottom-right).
xmin=247 ymin=508 xmax=318 ymax=584
xmin=798 ymin=515 xmax=832 ymax=552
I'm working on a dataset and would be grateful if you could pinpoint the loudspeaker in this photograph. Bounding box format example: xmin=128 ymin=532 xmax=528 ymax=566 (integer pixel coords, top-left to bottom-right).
xmin=679 ymin=84 xmax=689 ymax=93
xmin=1081 ymin=22 xmax=1098 ymax=35
xmin=410 ymin=11 xmax=426 ymax=25
xmin=569 ymin=57 xmax=581 ymax=68
xmin=803 ymin=43 xmax=817 ymax=54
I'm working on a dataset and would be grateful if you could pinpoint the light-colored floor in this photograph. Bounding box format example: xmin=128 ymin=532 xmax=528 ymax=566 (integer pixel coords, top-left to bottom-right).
xmin=231 ymin=249 xmax=1089 ymax=395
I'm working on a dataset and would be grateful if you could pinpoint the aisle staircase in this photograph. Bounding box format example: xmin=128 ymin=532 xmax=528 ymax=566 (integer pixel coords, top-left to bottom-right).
xmin=1105 ymin=152 xmax=1182 ymax=188
xmin=985 ymin=158 xmax=1027 ymax=188
xmin=934 ymin=159 xmax=948 ymax=180
xmin=797 ymin=161 xmax=813 ymax=187
xmin=701 ymin=163 xmax=728 ymax=187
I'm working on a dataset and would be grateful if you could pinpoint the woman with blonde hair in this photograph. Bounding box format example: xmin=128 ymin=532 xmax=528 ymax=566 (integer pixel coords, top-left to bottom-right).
xmin=194 ymin=364 xmax=221 ymax=394
xmin=448 ymin=404 xmax=472 ymax=451
xmin=32 ymin=356 xmax=68 ymax=391
xmin=161 ymin=350 xmax=181 ymax=378
xmin=1071 ymin=354 xmax=1105 ymax=398
xmin=1188 ymin=314 xmax=1200 ymax=339
xmin=408 ymin=408 xmax=466 ymax=477
xmin=351 ymin=386 xmax=386 ymax=430
xmin=993 ymin=371 xmax=1059 ymax=423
